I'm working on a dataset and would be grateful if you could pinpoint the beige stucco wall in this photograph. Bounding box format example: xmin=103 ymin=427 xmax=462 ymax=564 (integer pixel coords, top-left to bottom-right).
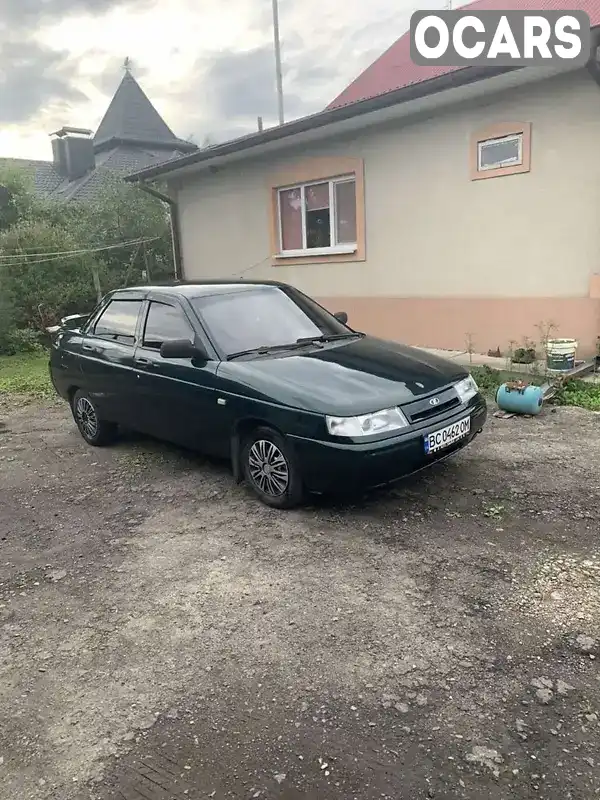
xmin=172 ymin=69 xmax=600 ymax=355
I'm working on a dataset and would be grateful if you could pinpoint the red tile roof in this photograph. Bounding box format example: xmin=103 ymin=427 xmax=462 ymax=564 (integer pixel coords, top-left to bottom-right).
xmin=327 ymin=0 xmax=600 ymax=109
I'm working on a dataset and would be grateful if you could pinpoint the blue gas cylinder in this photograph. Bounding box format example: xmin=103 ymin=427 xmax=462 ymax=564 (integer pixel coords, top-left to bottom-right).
xmin=496 ymin=382 xmax=544 ymax=415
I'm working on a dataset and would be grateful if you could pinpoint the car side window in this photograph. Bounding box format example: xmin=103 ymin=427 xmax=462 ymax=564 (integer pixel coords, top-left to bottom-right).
xmin=92 ymin=299 xmax=143 ymax=345
xmin=142 ymin=301 xmax=194 ymax=351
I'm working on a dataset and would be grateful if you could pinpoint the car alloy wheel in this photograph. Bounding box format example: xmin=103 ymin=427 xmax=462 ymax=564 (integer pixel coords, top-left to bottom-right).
xmin=71 ymin=389 xmax=117 ymax=446
xmin=248 ymin=439 xmax=289 ymax=497
xmin=241 ymin=426 xmax=304 ymax=509
xmin=76 ymin=396 xmax=98 ymax=440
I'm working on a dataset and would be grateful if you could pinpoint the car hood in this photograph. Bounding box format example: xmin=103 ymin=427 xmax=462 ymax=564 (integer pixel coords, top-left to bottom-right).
xmin=217 ymin=335 xmax=468 ymax=416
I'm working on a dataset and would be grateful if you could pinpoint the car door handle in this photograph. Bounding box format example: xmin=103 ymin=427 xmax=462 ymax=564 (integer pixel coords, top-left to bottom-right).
xmin=82 ymin=343 xmax=96 ymax=352
xmin=135 ymin=357 xmax=154 ymax=367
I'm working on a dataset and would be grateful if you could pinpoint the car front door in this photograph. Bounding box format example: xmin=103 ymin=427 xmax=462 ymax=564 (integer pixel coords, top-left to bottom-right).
xmin=79 ymin=295 xmax=145 ymax=426
xmin=132 ymin=297 xmax=224 ymax=453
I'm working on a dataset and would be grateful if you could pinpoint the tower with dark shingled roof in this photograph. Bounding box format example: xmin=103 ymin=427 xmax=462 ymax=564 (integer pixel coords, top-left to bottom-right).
xmin=0 ymin=65 xmax=197 ymax=202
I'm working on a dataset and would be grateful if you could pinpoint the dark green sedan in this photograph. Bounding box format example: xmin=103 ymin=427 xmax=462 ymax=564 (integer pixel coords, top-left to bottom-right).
xmin=49 ymin=280 xmax=487 ymax=508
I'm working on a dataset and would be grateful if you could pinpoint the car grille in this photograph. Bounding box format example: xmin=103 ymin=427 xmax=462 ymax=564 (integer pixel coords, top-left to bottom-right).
xmin=402 ymin=386 xmax=461 ymax=424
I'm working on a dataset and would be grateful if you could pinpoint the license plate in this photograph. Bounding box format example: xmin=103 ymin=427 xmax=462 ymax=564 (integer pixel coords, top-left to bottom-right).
xmin=424 ymin=416 xmax=471 ymax=454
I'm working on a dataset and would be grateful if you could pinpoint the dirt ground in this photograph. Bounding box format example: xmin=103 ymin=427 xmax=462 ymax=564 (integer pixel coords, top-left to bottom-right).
xmin=0 ymin=395 xmax=599 ymax=800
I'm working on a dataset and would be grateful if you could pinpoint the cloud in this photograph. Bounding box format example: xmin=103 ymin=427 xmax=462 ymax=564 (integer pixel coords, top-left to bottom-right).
xmin=199 ymin=44 xmax=317 ymax=125
xmin=167 ymin=0 xmax=425 ymax=145
xmin=92 ymin=56 xmax=150 ymax=96
xmin=0 ymin=0 xmax=149 ymax=127
xmin=1 ymin=0 xmax=475 ymax=158
xmin=2 ymin=0 xmax=150 ymax=30
xmin=0 ymin=40 xmax=85 ymax=124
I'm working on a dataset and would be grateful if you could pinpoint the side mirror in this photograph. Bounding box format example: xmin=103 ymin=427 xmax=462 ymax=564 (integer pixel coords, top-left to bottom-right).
xmin=160 ymin=338 xmax=207 ymax=360
xmin=334 ymin=311 xmax=348 ymax=325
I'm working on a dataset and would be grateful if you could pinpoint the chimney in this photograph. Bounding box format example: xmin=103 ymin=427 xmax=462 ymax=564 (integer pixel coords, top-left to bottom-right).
xmin=50 ymin=127 xmax=95 ymax=181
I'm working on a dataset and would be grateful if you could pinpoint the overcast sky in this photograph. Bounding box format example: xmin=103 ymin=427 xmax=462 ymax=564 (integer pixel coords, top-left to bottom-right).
xmin=0 ymin=0 xmax=457 ymax=160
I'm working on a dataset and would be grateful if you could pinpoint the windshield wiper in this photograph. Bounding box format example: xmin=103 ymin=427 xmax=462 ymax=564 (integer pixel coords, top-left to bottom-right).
xmin=226 ymin=333 xmax=360 ymax=361
xmin=295 ymin=332 xmax=363 ymax=345
xmin=226 ymin=342 xmax=318 ymax=361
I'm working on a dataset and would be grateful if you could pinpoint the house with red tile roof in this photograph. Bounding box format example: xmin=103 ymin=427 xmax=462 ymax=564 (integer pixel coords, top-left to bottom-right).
xmin=128 ymin=0 xmax=600 ymax=358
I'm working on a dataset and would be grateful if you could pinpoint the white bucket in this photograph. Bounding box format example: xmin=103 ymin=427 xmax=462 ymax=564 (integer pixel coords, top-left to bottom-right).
xmin=546 ymin=338 xmax=577 ymax=371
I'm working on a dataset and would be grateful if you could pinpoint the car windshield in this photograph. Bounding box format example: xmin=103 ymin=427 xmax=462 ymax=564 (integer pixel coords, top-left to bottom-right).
xmin=190 ymin=285 xmax=351 ymax=357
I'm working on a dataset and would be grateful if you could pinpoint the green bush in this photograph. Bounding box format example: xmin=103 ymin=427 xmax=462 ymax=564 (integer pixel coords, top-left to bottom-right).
xmin=0 ymin=164 xmax=174 ymax=354
xmin=554 ymin=379 xmax=600 ymax=411
xmin=6 ymin=328 xmax=45 ymax=354
xmin=471 ymin=365 xmax=503 ymax=397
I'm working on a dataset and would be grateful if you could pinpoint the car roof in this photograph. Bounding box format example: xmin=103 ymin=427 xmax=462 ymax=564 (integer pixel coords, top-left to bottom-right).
xmin=113 ymin=280 xmax=290 ymax=300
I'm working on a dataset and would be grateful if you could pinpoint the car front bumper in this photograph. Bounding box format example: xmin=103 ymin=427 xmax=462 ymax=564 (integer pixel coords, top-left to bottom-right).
xmin=289 ymin=398 xmax=487 ymax=494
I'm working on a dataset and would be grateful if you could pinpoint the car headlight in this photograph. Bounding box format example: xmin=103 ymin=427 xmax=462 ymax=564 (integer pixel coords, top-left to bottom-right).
xmin=455 ymin=374 xmax=479 ymax=403
xmin=326 ymin=407 xmax=409 ymax=437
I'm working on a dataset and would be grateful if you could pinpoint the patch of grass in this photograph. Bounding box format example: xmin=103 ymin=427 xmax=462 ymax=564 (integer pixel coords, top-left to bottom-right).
xmin=554 ymin=379 xmax=600 ymax=412
xmin=0 ymin=351 xmax=54 ymax=399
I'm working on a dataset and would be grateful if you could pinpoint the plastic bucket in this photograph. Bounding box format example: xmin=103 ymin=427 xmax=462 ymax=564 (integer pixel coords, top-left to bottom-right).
xmin=546 ymin=338 xmax=577 ymax=371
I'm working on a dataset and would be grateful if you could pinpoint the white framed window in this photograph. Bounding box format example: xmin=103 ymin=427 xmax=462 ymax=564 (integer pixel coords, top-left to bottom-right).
xmin=277 ymin=176 xmax=357 ymax=258
xmin=477 ymin=133 xmax=523 ymax=172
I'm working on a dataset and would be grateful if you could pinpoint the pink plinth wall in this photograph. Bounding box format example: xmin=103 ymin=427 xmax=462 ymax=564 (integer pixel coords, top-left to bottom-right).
xmin=317 ymin=295 xmax=600 ymax=358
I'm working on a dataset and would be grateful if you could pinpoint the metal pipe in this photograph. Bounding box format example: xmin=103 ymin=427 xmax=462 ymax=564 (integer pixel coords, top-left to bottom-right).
xmin=132 ymin=182 xmax=183 ymax=281
xmin=272 ymin=0 xmax=284 ymax=125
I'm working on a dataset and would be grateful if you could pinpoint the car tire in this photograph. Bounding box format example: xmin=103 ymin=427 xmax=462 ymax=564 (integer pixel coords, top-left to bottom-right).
xmin=241 ymin=426 xmax=304 ymax=509
xmin=71 ymin=389 xmax=117 ymax=446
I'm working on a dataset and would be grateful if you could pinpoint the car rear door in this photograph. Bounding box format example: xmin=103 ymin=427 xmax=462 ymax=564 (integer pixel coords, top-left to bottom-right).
xmin=132 ymin=296 xmax=225 ymax=453
xmin=79 ymin=293 xmax=145 ymax=426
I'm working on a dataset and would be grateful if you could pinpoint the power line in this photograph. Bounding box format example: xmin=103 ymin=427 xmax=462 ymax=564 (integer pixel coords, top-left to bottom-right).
xmin=0 ymin=236 xmax=161 ymax=265
xmin=0 ymin=236 xmax=160 ymax=261
xmin=2 ymin=252 xmax=105 ymax=268
xmin=231 ymin=255 xmax=272 ymax=278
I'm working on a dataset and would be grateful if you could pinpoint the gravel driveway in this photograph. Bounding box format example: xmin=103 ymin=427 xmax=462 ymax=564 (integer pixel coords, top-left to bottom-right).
xmin=0 ymin=395 xmax=599 ymax=800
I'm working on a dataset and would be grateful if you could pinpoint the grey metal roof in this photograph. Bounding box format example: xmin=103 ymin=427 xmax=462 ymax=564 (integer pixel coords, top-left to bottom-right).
xmin=93 ymin=72 xmax=196 ymax=154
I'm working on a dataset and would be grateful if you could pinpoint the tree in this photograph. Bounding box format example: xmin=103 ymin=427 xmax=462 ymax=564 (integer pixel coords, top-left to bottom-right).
xmin=0 ymin=218 xmax=100 ymax=329
xmin=0 ymin=165 xmax=175 ymax=351
xmin=0 ymin=268 xmax=15 ymax=353
xmin=0 ymin=165 xmax=76 ymax=232
xmin=74 ymin=171 xmax=174 ymax=289
xmin=0 ymin=166 xmax=39 ymax=231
